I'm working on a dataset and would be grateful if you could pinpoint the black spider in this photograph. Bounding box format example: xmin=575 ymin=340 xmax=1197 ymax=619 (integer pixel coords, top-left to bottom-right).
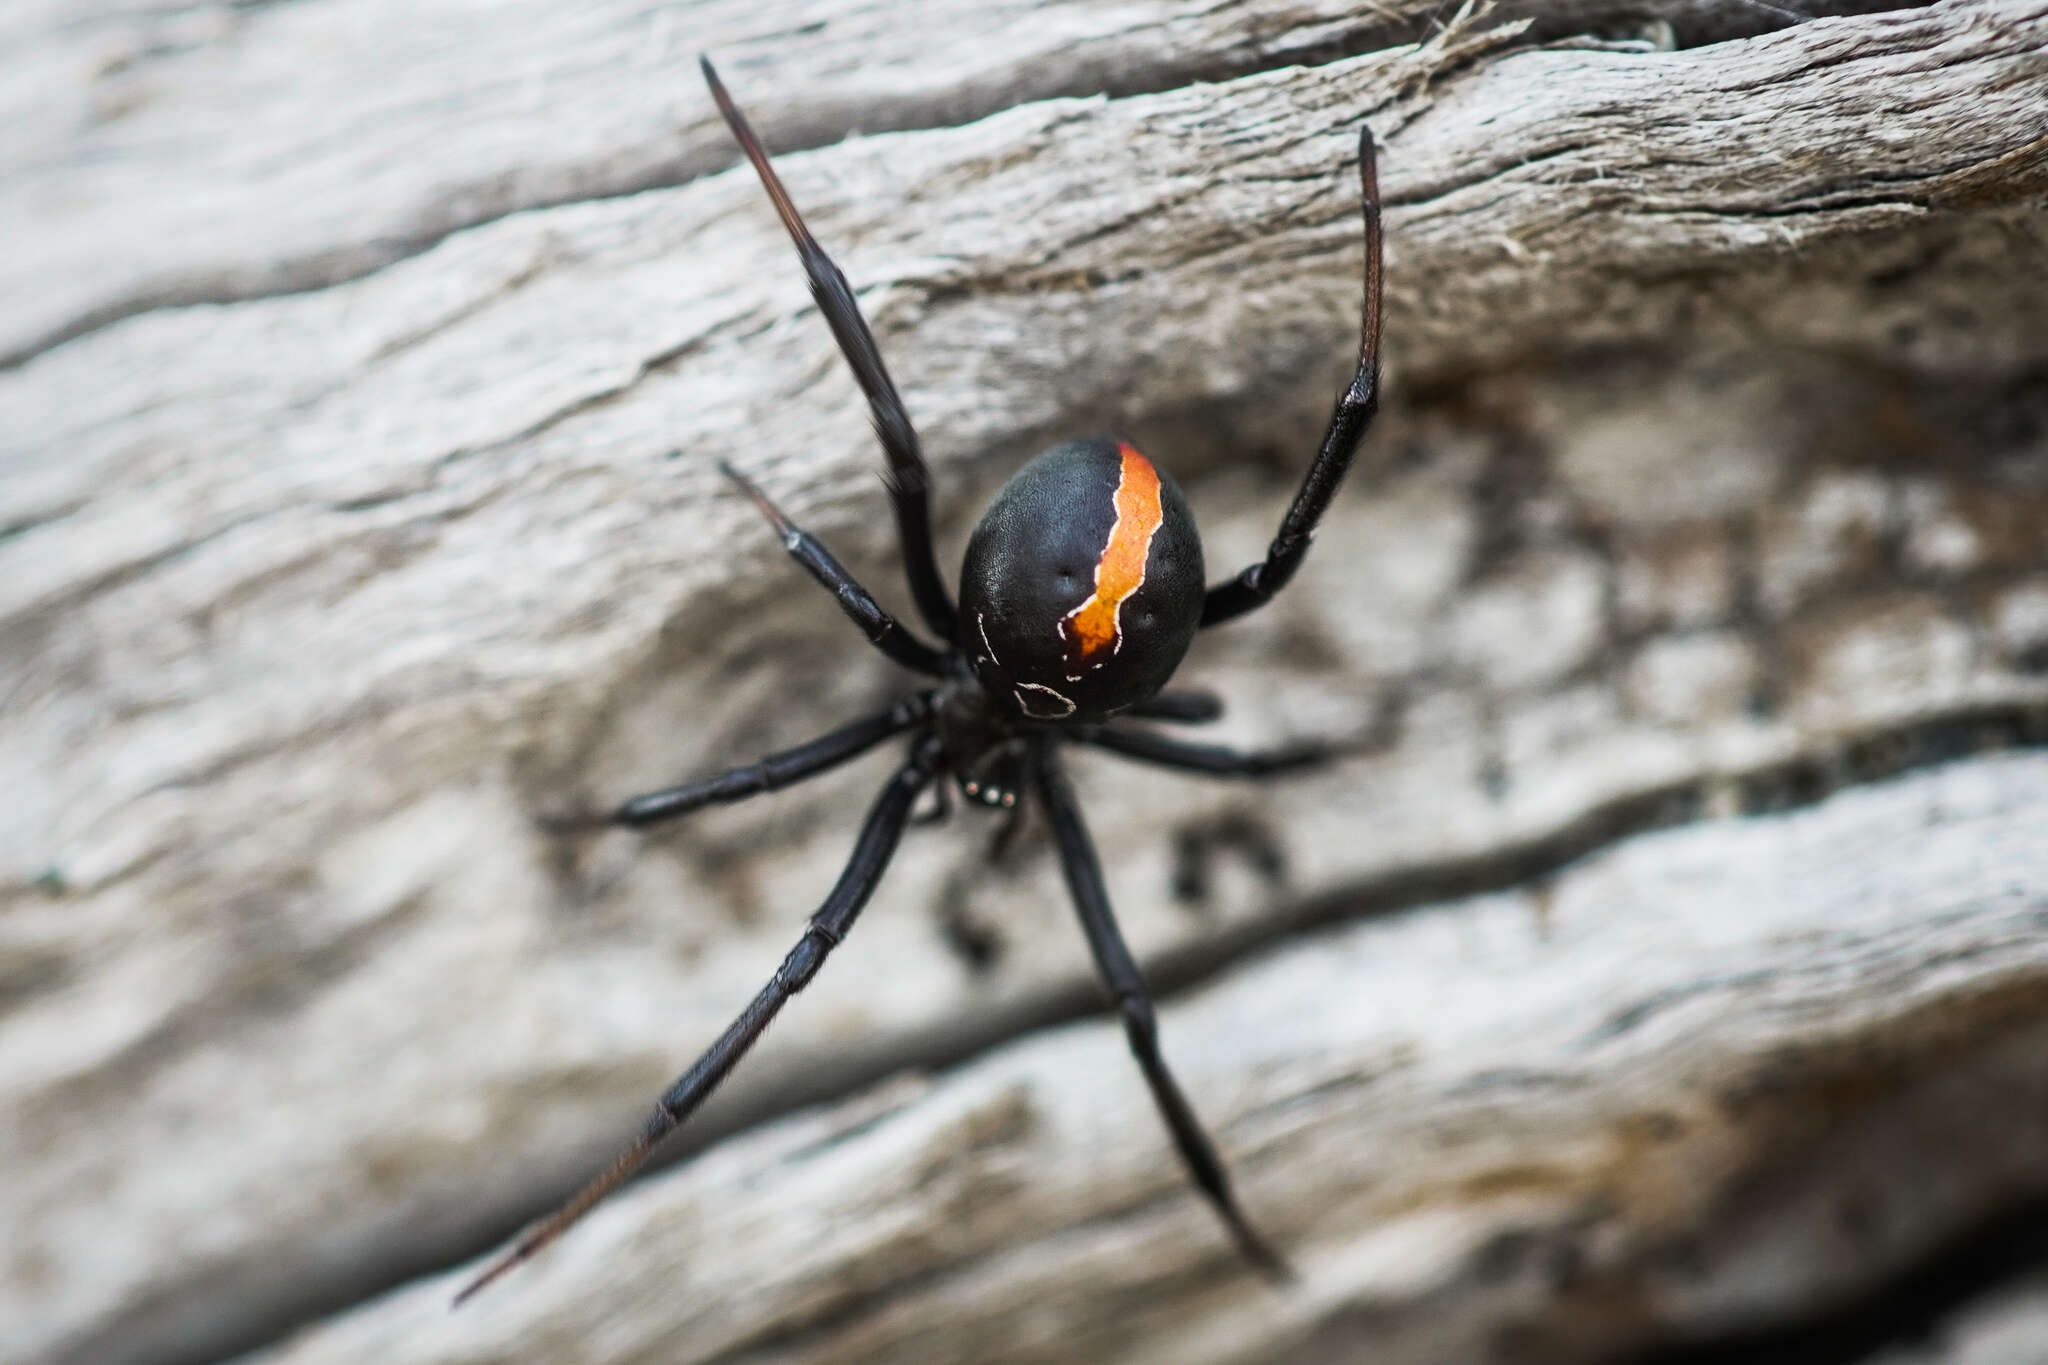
xmin=458 ymin=55 xmax=1382 ymax=1304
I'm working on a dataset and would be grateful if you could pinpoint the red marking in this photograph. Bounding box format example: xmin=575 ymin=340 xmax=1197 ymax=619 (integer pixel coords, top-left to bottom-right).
xmin=1060 ymin=443 xmax=1163 ymax=676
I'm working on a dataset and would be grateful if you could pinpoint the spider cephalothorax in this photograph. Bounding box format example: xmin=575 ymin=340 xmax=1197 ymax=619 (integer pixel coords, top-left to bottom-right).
xmin=459 ymin=53 xmax=1382 ymax=1305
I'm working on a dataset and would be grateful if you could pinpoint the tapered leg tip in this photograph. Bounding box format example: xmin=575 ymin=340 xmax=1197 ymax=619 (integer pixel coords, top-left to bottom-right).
xmin=1228 ymin=1218 xmax=1297 ymax=1287
xmin=1253 ymin=1243 xmax=1299 ymax=1287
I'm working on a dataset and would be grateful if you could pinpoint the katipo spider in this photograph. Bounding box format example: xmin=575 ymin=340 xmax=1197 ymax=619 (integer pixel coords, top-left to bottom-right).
xmin=458 ymin=55 xmax=1382 ymax=1303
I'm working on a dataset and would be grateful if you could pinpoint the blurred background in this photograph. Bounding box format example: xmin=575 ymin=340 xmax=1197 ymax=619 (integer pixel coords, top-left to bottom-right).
xmin=6 ymin=1 xmax=2048 ymax=1362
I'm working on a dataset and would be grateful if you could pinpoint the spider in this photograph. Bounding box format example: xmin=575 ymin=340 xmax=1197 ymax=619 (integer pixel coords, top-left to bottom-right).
xmin=457 ymin=55 xmax=1382 ymax=1304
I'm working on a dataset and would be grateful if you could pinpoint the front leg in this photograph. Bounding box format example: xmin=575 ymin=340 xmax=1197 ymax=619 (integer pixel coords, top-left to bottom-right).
xmin=1202 ymin=126 xmax=1383 ymax=629
xmin=702 ymin=57 xmax=959 ymax=644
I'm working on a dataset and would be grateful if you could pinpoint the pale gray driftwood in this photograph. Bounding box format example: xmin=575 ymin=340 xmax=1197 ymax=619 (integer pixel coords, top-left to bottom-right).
xmin=3 ymin=1 xmax=2047 ymax=1363
xmin=0 ymin=0 xmax=1929 ymax=369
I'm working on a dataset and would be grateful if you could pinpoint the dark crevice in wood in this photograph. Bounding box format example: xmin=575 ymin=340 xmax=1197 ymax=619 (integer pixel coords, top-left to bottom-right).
xmin=1612 ymin=1191 xmax=2048 ymax=1365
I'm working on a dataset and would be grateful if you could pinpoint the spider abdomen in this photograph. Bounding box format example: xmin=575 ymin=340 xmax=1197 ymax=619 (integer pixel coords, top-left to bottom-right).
xmin=958 ymin=437 xmax=1204 ymax=721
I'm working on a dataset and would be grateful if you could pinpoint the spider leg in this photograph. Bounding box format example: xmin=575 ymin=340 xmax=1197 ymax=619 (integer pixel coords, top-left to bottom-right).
xmin=1070 ymin=724 xmax=1351 ymax=778
xmin=1128 ymin=690 xmax=1224 ymax=724
xmin=702 ymin=56 xmax=959 ymax=645
xmin=456 ymin=733 xmax=944 ymax=1307
xmin=1201 ymin=126 xmax=1382 ymax=629
xmin=1032 ymin=741 xmax=1291 ymax=1281
xmin=604 ymin=692 xmax=935 ymax=829
xmin=722 ymin=461 xmax=950 ymax=677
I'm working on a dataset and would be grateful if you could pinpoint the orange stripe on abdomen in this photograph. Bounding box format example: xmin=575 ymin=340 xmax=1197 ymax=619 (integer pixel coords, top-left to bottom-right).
xmin=1059 ymin=443 xmax=1163 ymax=678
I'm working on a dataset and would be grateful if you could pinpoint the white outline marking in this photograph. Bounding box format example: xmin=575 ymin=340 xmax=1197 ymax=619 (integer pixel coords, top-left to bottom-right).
xmin=1013 ymin=683 xmax=1077 ymax=719
xmin=975 ymin=611 xmax=1000 ymax=670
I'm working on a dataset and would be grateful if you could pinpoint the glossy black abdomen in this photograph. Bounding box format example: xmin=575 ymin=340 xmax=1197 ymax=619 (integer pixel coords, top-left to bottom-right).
xmin=958 ymin=437 xmax=1204 ymax=721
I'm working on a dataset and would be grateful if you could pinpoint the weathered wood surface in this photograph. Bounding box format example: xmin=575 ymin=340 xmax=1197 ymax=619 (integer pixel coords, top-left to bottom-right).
xmin=4 ymin=1 xmax=2047 ymax=1363
xmin=0 ymin=0 xmax=1938 ymax=369
xmin=251 ymin=752 xmax=2048 ymax=1365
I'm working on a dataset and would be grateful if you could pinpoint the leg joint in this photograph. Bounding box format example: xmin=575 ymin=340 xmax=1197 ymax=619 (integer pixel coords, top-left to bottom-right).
xmin=779 ymin=932 xmax=832 ymax=992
